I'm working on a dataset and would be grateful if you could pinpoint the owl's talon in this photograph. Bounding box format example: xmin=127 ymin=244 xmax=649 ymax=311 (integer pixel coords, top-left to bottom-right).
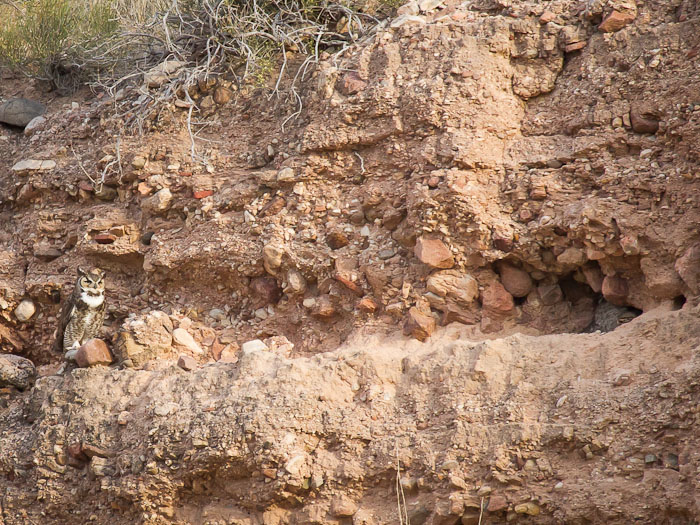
xmin=64 ymin=349 xmax=79 ymax=361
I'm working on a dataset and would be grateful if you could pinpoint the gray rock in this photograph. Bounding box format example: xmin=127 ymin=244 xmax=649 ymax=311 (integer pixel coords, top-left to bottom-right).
xmin=0 ymin=354 xmax=36 ymax=390
xmin=0 ymin=98 xmax=46 ymax=127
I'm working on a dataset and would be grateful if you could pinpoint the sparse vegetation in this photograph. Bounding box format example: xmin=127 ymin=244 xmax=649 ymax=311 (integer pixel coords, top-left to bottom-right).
xmin=0 ymin=0 xmax=396 ymax=93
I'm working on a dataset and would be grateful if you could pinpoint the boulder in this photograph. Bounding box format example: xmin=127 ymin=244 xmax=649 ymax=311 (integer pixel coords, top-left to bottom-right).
xmin=0 ymin=354 xmax=36 ymax=390
xmin=75 ymin=339 xmax=113 ymax=367
xmin=0 ymin=98 xmax=46 ymax=127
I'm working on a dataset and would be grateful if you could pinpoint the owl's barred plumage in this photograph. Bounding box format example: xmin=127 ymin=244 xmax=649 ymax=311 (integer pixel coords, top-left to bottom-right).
xmin=53 ymin=267 xmax=106 ymax=359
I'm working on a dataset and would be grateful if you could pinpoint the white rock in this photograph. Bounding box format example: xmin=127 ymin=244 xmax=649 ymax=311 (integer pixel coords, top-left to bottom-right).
xmin=390 ymin=14 xmax=426 ymax=28
xmin=277 ymin=167 xmax=295 ymax=182
xmin=144 ymin=60 xmax=186 ymax=88
xmin=142 ymin=188 xmax=173 ymax=214
xmin=14 ymin=298 xmax=36 ymax=322
xmin=241 ymin=339 xmax=269 ymax=354
xmin=24 ymin=116 xmax=46 ymax=136
xmin=418 ymin=0 xmax=444 ymax=12
xmin=284 ymin=454 xmax=306 ymax=475
xmin=172 ymin=328 xmax=203 ymax=354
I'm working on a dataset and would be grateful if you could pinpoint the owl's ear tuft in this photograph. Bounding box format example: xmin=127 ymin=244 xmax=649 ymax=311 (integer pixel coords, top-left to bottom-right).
xmin=97 ymin=268 xmax=106 ymax=279
xmin=77 ymin=266 xmax=87 ymax=276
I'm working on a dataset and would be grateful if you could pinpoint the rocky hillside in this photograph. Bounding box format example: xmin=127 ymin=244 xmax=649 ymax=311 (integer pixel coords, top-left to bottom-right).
xmin=1 ymin=0 xmax=699 ymax=522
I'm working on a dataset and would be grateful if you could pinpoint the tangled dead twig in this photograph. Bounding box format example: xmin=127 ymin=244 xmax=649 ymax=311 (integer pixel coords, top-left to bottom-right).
xmin=395 ymin=443 xmax=410 ymax=525
xmin=84 ymin=0 xmax=387 ymax=160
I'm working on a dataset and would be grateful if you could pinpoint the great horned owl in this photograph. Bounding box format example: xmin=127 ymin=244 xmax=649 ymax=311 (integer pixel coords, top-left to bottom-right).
xmin=53 ymin=267 xmax=106 ymax=360
xmin=586 ymin=299 xmax=640 ymax=333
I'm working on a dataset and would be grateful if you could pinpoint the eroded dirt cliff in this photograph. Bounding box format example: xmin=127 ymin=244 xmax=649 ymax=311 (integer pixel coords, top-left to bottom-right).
xmin=1 ymin=0 xmax=699 ymax=522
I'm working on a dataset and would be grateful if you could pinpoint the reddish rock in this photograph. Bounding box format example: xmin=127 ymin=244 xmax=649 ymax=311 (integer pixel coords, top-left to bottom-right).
xmin=177 ymin=354 xmax=197 ymax=371
xmin=482 ymin=282 xmax=514 ymax=317
xmin=327 ymin=231 xmax=350 ymax=250
xmin=498 ymin=263 xmax=533 ymax=298
xmin=414 ymin=237 xmax=454 ymax=269
xmin=598 ymin=10 xmax=636 ymax=32
xmin=538 ymin=283 xmax=564 ymax=306
xmin=250 ymin=277 xmax=282 ymax=308
xmin=339 ymin=72 xmax=367 ymax=95
xmin=75 ymin=339 xmax=113 ymax=368
xmin=487 ymin=494 xmax=507 ymax=512
xmin=93 ymin=233 xmax=117 ymax=244
xmin=334 ymin=272 xmax=363 ymax=296
xmin=66 ymin=443 xmax=88 ymax=467
xmin=582 ymin=265 xmax=604 ymax=293
xmin=330 ymin=495 xmax=358 ymax=517
xmin=81 ymin=443 xmax=112 ymax=458
xmin=493 ymin=233 xmax=513 ymax=252
xmin=675 ymin=244 xmax=700 ymax=294
xmin=258 ymin=196 xmax=286 ymax=217
xmin=312 ymin=295 xmax=336 ymax=319
xmin=403 ymin=307 xmax=436 ymax=342
xmin=629 ymin=106 xmax=659 ymax=134
xmin=565 ymin=41 xmax=587 ymax=53
xmin=193 ymin=189 xmax=214 ymax=199
xmin=539 ymin=10 xmax=555 ymax=23
xmin=382 ymin=209 xmax=406 ymax=231
xmin=358 ymin=297 xmax=379 ymax=313
xmin=602 ymin=275 xmax=629 ymax=305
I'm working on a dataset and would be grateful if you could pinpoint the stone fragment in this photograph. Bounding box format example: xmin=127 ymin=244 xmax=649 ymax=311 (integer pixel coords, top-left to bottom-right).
xmin=418 ymin=0 xmax=444 ymax=12
xmin=263 ymin=336 xmax=293 ymax=357
xmin=284 ymin=268 xmax=307 ymax=294
xmin=557 ymin=247 xmax=586 ymax=266
xmin=132 ymin=156 xmax=147 ymax=169
xmin=241 ymin=339 xmax=269 ymax=354
xmin=482 ymin=283 xmax=514 ymax=317
xmin=75 ymin=339 xmax=113 ymax=367
xmin=498 ymin=264 xmax=533 ymax=298
xmin=144 ymin=60 xmax=185 ymax=88
xmin=327 ymin=231 xmax=350 ymax=250
xmin=277 ymin=167 xmax=295 ymax=182
xmin=311 ymin=295 xmax=336 ymax=319
xmin=537 ymin=283 xmax=563 ymax=306
xmin=142 ymin=188 xmax=173 ymax=214
xmin=0 ymin=354 xmax=36 ymax=390
xmin=213 ymin=87 xmax=233 ymax=104
xmin=93 ymin=233 xmax=117 ymax=244
xmin=487 ymin=495 xmax=507 ymax=512
xmin=539 ymin=10 xmax=555 ymax=23
xmin=598 ymin=10 xmax=636 ymax=32
xmin=172 ymin=328 xmax=203 ymax=354
xmin=582 ymin=265 xmax=604 ymax=293
xmin=11 ymin=159 xmax=56 ymax=174
xmin=0 ymin=98 xmax=46 ymax=127
xmin=263 ymin=244 xmax=284 ymax=274
xmin=81 ymin=443 xmax=113 ymax=458
xmin=193 ymin=189 xmax=214 ymax=199
xmin=414 ymin=237 xmax=454 ymax=269
xmin=514 ymin=503 xmax=540 ymax=516
xmin=14 ymin=298 xmax=36 ymax=322
xmin=675 ymin=244 xmax=700 ymax=293
xmin=358 ymin=297 xmax=379 ymax=313
xmin=24 ymin=115 xmax=46 ymax=136
xmin=630 ymin=106 xmax=659 ymax=134
xmin=427 ymin=270 xmax=479 ymax=304
xmin=177 ymin=354 xmax=197 ymax=371
xmin=403 ymin=307 xmax=436 ymax=342
xmin=250 ymin=277 xmax=282 ymax=308
xmin=331 ymin=495 xmax=358 ymax=517
xmin=339 ymin=72 xmax=367 ymax=95
xmin=602 ymin=275 xmax=628 ymax=306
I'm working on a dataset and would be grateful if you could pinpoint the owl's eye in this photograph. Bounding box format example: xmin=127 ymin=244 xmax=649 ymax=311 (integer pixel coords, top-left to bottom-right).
xmin=80 ymin=277 xmax=89 ymax=287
